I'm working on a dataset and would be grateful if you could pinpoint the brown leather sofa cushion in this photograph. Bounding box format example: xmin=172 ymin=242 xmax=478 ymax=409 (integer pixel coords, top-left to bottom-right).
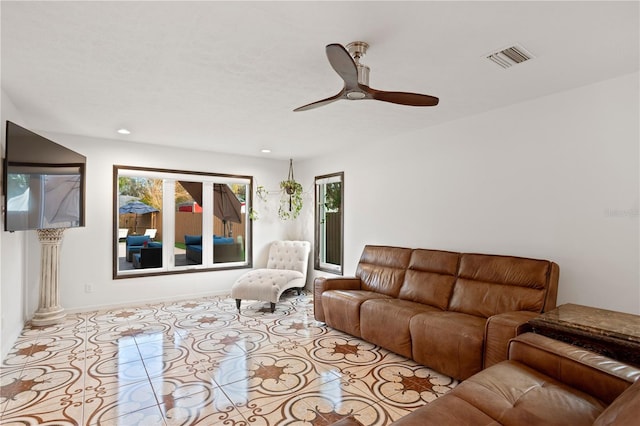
xmin=322 ymin=290 xmax=392 ymax=337
xmin=509 ymin=333 xmax=640 ymax=405
xmin=449 ymin=254 xmax=555 ymax=317
xmin=356 ymin=245 xmax=412 ymax=297
xmin=389 ymin=392 xmax=498 ymax=425
xmin=392 ymin=333 xmax=640 ymax=426
xmin=593 ymin=379 xmax=640 ymax=426
xmin=360 ymin=298 xmax=441 ymax=358
xmin=410 ymin=311 xmax=486 ymax=380
xmin=392 ymin=360 xmax=608 ymax=426
xmin=397 ymin=249 xmax=459 ymax=310
xmin=313 ymin=277 xmax=362 ymax=323
xmin=448 ymin=360 xmax=607 ymax=425
xmin=484 ymin=311 xmax=538 ymax=368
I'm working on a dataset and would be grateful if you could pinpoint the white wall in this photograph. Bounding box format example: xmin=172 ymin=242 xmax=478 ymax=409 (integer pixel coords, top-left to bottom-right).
xmin=1 ymin=90 xmax=29 ymax=361
xmin=301 ymin=72 xmax=640 ymax=314
xmin=17 ymin=132 xmax=295 ymax=317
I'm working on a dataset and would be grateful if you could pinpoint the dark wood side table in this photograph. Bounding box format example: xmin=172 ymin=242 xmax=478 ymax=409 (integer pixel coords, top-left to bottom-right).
xmin=529 ymin=303 xmax=640 ymax=367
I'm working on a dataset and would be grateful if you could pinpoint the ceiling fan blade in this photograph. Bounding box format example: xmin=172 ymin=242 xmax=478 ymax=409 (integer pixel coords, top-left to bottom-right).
xmin=368 ymin=88 xmax=439 ymax=107
xmin=326 ymin=44 xmax=359 ymax=90
xmin=293 ymin=91 xmax=344 ymax=112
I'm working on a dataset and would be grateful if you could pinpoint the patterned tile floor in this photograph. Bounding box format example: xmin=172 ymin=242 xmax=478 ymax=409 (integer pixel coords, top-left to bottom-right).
xmin=0 ymin=291 xmax=458 ymax=425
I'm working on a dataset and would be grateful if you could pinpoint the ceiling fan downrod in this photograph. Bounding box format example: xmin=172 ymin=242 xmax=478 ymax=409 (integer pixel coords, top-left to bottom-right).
xmin=346 ymin=41 xmax=370 ymax=86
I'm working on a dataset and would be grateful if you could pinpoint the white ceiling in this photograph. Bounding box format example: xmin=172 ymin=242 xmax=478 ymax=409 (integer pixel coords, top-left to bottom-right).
xmin=1 ymin=1 xmax=638 ymax=160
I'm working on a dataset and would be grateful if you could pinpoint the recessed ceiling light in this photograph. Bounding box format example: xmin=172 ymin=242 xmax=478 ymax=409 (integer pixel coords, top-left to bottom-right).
xmin=117 ymin=128 xmax=131 ymax=135
xmin=261 ymin=149 xmax=271 ymax=153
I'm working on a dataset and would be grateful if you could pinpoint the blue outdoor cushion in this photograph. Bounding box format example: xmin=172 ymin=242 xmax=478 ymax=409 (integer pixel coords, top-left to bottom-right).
xmin=148 ymin=242 xmax=162 ymax=248
xmin=214 ymin=236 xmax=234 ymax=245
xmin=127 ymin=235 xmax=150 ymax=246
xmin=184 ymin=235 xmax=202 ymax=245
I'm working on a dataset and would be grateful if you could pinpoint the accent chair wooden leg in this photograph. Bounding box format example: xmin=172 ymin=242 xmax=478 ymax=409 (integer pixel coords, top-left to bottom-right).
xmin=270 ymin=302 xmax=275 ymax=313
xmin=235 ymin=299 xmax=241 ymax=311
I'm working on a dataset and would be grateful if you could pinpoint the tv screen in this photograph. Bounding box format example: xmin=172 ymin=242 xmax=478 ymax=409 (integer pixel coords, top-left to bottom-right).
xmin=3 ymin=121 xmax=86 ymax=232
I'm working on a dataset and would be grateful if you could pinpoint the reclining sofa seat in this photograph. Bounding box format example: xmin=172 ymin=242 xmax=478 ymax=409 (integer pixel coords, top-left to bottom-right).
xmin=315 ymin=245 xmax=559 ymax=380
xmin=390 ymin=333 xmax=640 ymax=426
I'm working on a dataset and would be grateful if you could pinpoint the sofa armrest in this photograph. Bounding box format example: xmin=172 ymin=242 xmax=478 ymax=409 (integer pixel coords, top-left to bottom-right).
xmin=509 ymin=333 xmax=640 ymax=404
xmin=314 ymin=277 xmax=361 ymax=322
xmin=484 ymin=311 xmax=538 ymax=369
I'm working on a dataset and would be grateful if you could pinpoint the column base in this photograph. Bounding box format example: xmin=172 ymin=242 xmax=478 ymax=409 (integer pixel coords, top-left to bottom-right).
xmin=31 ymin=306 xmax=66 ymax=326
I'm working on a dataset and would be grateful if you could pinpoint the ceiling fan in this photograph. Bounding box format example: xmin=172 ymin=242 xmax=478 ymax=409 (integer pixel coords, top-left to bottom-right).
xmin=294 ymin=41 xmax=439 ymax=112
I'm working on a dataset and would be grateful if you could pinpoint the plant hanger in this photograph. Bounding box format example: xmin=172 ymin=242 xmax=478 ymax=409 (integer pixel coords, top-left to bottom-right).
xmin=279 ymin=159 xmax=303 ymax=220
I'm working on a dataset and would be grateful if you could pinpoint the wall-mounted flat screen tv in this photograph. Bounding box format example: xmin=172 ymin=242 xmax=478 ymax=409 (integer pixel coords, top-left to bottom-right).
xmin=3 ymin=121 xmax=86 ymax=231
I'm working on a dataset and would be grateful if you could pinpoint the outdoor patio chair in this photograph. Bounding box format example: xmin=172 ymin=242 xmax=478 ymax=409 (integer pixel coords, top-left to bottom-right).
xmin=144 ymin=228 xmax=157 ymax=240
xmin=231 ymin=240 xmax=310 ymax=313
xmin=118 ymin=228 xmax=129 ymax=241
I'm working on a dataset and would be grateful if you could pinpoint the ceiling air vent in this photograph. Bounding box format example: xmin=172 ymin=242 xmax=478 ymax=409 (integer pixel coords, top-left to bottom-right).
xmin=486 ymin=45 xmax=534 ymax=69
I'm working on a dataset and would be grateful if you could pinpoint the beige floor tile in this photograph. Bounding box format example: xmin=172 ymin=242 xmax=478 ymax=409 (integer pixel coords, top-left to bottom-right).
xmin=88 ymin=403 xmax=165 ymax=426
xmin=1 ymin=292 xmax=457 ymax=425
xmin=159 ymin=387 xmax=239 ymax=425
xmin=339 ymin=359 xmax=459 ymax=409
xmin=83 ymin=379 xmax=158 ymax=424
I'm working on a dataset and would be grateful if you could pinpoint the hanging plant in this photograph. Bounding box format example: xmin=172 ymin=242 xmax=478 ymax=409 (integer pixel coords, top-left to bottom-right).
xmin=278 ymin=159 xmax=304 ymax=220
xmin=278 ymin=180 xmax=303 ymax=220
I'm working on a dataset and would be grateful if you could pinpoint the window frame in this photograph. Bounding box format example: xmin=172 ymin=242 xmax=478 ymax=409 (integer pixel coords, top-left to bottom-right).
xmin=314 ymin=171 xmax=344 ymax=275
xmin=113 ymin=165 xmax=253 ymax=279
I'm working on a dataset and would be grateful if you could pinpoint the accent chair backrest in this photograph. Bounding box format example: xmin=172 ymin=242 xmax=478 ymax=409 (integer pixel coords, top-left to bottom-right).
xmin=266 ymin=240 xmax=311 ymax=277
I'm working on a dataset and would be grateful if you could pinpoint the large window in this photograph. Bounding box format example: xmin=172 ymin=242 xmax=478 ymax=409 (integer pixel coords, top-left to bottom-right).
xmin=314 ymin=172 xmax=343 ymax=275
xmin=114 ymin=165 xmax=252 ymax=278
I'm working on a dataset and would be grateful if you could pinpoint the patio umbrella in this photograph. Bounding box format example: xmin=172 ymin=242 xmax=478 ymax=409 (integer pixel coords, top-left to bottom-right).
xmin=119 ymin=200 xmax=159 ymax=231
xmin=213 ymin=184 xmax=242 ymax=225
xmin=179 ymin=182 xmax=242 ymax=237
xmin=118 ymin=194 xmax=139 ymax=206
xmin=214 ymin=184 xmax=243 ymax=237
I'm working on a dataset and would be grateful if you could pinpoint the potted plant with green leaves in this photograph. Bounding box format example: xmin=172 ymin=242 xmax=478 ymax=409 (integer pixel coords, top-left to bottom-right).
xmin=279 ymin=159 xmax=303 ymax=220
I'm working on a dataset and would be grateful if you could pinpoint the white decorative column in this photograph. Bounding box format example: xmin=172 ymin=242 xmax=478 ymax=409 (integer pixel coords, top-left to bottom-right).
xmin=32 ymin=228 xmax=67 ymax=326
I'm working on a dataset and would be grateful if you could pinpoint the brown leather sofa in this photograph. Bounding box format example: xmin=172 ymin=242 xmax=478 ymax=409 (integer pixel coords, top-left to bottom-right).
xmin=390 ymin=333 xmax=640 ymax=425
xmin=314 ymin=245 xmax=559 ymax=380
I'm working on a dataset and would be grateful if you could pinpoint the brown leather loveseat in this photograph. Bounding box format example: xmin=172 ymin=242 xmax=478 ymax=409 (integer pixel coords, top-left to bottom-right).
xmin=390 ymin=332 xmax=640 ymax=425
xmin=314 ymin=245 xmax=559 ymax=380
